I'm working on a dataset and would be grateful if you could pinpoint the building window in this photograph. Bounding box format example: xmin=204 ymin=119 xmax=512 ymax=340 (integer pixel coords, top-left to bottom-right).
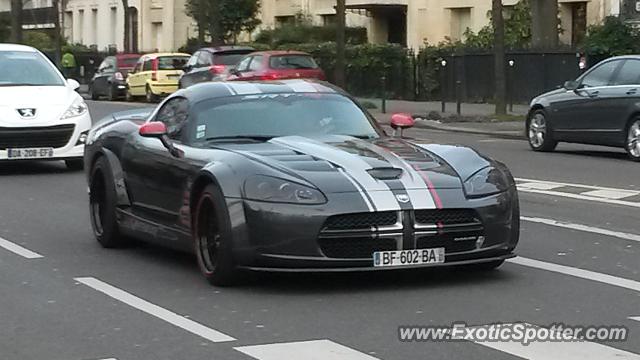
xmin=111 ymin=7 xmax=117 ymax=47
xmin=78 ymin=9 xmax=84 ymax=43
xmin=91 ymin=8 xmax=98 ymax=46
xmin=322 ymin=14 xmax=336 ymax=26
xmin=450 ymin=7 xmax=471 ymax=41
xmin=571 ymin=2 xmax=587 ymax=46
xmin=275 ymin=16 xmax=295 ymax=27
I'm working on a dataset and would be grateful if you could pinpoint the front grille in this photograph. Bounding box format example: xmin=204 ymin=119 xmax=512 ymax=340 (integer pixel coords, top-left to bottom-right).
xmin=323 ymin=211 xmax=398 ymax=230
xmin=415 ymin=209 xmax=479 ymax=225
xmin=319 ymin=237 xmax=397 ymax=258
xmin=0 ymin=125 xmax=75 ymax=150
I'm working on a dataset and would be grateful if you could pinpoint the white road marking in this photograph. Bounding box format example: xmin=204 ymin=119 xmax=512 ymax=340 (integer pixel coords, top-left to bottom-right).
xmin=75 ymin=277 xmax=236 ymax=343
xmin=516 ymin=187 xmax=640 ymax=208
xmin=0 ymin=236 xmax=43 ymax=259
xmin=580 ymin=189 xmax=639 ymax=200
xmin=467 ymin=323 xmax=640 ymax=360
xmin=235 ymin=340 xmax=379 ymax=360
xmin=630 ymin=316 xmax=640 ymax=322
xmin=521 ymin=216 xmax=640 ymax=243
xmin=515 ymin=178 xmax=640 ymax=193
xmin=507 ymin=257 xmax=640 ymax=293
xmin=518 ymin=182 xmax=565 ymax=190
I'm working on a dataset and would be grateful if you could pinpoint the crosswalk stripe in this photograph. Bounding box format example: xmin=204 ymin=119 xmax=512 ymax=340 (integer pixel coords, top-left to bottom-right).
xmin=521 ymin=216 xmax=640 ymax=243
xmin=466 ymin=323 xmax=640 ymax=360
xmin=234 ymin=340 xmax=379 ymax=360
xmin=507 ymin=257 xmax=640 ymax=293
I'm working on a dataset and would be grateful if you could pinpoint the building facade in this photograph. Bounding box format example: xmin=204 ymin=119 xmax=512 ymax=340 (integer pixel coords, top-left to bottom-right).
xmin=259 ymin=0 xmax=623 ymax=50
xmin=62 ymin=0 xmax=195 ymax=53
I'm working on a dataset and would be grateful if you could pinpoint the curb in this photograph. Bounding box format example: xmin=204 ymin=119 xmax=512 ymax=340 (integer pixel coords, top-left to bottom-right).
xmin=414 ymin=120 xmax=526 ymax=140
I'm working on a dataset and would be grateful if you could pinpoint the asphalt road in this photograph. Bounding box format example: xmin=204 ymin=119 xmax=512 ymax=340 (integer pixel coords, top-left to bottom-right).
xmin=1 ymin=100 xmax=639 ymax=360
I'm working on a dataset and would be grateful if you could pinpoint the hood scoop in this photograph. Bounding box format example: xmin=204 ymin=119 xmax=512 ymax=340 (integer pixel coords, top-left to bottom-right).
xmin=367 ymin=167 xmax=403 ymax=180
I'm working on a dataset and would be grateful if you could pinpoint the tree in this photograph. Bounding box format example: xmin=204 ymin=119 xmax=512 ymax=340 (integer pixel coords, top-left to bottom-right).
xmin=185 ymin=0 xmax=261 ymax=45
xmin=531 ymin=0 xmax=558 ymax=48
xmin=10 ymin=0 xmax=22 ymax=43
xmin=492 ymin=0 xmax=506 ymax=115
xmin=334 ymin=0 xmax=346 ymax=88
xmin=464 ymin=0 xmax=532 ymax=49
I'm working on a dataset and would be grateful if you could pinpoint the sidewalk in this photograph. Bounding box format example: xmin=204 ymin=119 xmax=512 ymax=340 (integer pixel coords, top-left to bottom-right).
xmin=357 ymin=98 xmax=529 ymax=117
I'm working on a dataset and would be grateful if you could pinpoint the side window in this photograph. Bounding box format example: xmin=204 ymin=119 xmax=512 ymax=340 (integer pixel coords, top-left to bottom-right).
xmin=612 ymin=60 xmax=640 ymax=85
xmin=198 ymin=52 xmax=213 ymax=67
xmin=248 ymin=55 xmax=263 ymax=71
xmin=155 ymin=98 xmax=189 ymax=141
xmin=236 ymin=56 xmax=252 ymax=72
xmin=186 ymin=52 xmax=199 ymax=67
xmin=143 ymin=59 xmax=153 ymax=72
xmin=581 ymin=60 xmax=621 ymax=88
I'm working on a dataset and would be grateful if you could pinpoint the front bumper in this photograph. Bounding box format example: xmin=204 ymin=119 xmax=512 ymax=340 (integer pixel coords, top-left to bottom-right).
xmin=227 ymin=187 xmax=520 ymax=272
xmin=0 ymin=111 xmax=92 ymax=161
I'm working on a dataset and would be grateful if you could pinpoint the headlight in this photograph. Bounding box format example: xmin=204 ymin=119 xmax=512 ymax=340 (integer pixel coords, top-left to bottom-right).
xmin=244 ymin=175 xmax=327 ymax=204
xmin=463 ymin=167 xmax=510 ymax=198
xmin=61 ymin=98 xmax=88 ymax=119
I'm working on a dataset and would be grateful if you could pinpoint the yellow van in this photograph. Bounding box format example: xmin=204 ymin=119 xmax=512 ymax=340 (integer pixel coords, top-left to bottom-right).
xmin=126 ymin=53 xmax=190 ymax=102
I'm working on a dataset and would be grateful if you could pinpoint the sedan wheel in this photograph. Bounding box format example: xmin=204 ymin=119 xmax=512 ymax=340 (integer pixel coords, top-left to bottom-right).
xmin=89 ymin=157 xmax=126 ymax=248
xmin=626 ymin=119 xmax=640 ymax=162
xmin=528 ymin=111 xmax=558 ymax=152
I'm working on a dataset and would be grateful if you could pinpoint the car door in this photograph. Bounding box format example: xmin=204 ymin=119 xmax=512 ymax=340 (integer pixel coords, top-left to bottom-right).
xmin=602 ymin=59 xmax=640 ymax=146
xmin=127 ymin=58 xmax=145 ymax=96
xmin=227 ymin=56 xmax=253 ymax=81
xmin=552 ymin=59 xmax=623 ymax=142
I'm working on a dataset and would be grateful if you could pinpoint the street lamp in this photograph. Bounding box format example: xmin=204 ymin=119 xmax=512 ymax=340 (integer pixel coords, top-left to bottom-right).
xmin=439 ymin=59 xmax=447 ymax=113
xmin=508 ymin=60 xmax=515 ymax=112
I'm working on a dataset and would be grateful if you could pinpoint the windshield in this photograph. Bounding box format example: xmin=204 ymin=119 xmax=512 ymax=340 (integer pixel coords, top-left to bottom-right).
xmin=214 ymin=52 xmax=253 ymax=66
xmin=157 ymin=56 xmax=189 ymax=70
xmin=192 ymin=93 xmax=380 ymax=142
xmin=0 ymin=51 xmax=65 ymax=86
xmin=269 ymin=55 xmax=319 ymax=70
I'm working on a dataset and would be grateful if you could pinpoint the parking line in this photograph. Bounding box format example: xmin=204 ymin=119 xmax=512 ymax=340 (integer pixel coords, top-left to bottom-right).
xmin=521 ymin=216 xmax=640 ymax=243
xmin=467 ymin=323 xmax=640 ymax=360
xmin=507 ymin=257 xmax=640 ymax=293
xmin=75 ymin=277 xmax=236 ymax=343
xmin=235 ymin=340 xmax=379 ymax=360
xmin=0 ymin=236 xmax=43 ymax=259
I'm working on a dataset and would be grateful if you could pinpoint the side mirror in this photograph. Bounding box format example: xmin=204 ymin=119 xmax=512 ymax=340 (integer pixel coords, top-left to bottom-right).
xmin=390 ymin=113 xmax=415 ymax=137
xmin=66 ymin=78 xmax=80 ymax=90
xmin=564 ymin=80 xmax=579 ymax=91
xmin=183 ymin=64 xmax=192 ymax=72
xmin=139 ymin=121 xmax=167 ymax=138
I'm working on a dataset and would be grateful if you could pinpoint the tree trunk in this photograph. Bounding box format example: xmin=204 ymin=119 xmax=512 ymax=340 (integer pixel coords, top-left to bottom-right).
xmin=10 ymin=0 xmax=22 ymax=43
xmin=334 ymin=0 xmax=346 ymax=88
xmin=122 ymin=0 xmax=130 ymax=52
xmin=53 ymin=0 xmax=62 ymax=67
xmin=197 ymin=0 xmax=205 ymax=47
xmin=531 ymin=0 xmax=559 ymax=49
xmin=492 ymin=0 xmax=507 ymax=115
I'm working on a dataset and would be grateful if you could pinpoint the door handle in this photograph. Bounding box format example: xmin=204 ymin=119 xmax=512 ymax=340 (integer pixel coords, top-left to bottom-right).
xmin=587 ymin=90 xmax=599 ymax=98
xmin=627 ymin=88 xmax=638 ymax=95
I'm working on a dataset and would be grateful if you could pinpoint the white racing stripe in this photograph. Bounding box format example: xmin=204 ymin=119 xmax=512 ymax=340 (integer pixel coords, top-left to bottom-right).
xmin=75 ymin=277 xmax=236 ymax=343
xmin=285 ymin=80 xmax=319 ymax=93
xmin=521 ymin=216 xmax=640 ymax=243
xmin=507 ymin=257 xmax=640 ymax=293
xmin=235 ymin=340 xmax=380 ymax=360
xmin=466 ymin=323 xmax=640 ymax=360
xmin=338 ymin=168 xmax=375 ymax=212
xmin=0 ymin=236 xmax=43 ymax=259
xmin=227 ymin=82 xmax=263 ymax=95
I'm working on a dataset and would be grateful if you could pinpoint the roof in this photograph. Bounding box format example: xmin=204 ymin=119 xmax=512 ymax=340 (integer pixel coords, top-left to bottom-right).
xmin=180 ymin=79 xmax=343 ymax=104
xmin=140 ymin=52 xmax=191 ymax=59
xmin=201 ymin=46 xmax=255 ymax=53
xmin=249 ymin=50 xmax=312 ymax=56
xmin=0 ymin=43 xmax=38 ymax=52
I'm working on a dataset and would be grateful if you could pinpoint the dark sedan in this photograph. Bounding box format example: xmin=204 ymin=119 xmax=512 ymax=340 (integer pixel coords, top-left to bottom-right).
xmin=178 ymin=46 xmax=254 ymax=89
xmin=528 ymin=55 xmax=640 ymax=161
xmin=89 ymin=54 xmax=140 ymax=101
xmin=85 ymin=80 xmax=520 ymax=286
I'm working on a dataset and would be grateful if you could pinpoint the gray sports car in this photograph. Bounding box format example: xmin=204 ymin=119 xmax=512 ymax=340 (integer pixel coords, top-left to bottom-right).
xmin=85 ymin=80 xmax=520 ymax=286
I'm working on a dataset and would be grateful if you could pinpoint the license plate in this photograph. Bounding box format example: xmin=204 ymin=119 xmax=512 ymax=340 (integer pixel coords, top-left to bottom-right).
xmin=373 ymin=248 xmax=445 ymax=267
xmin=7 ymin=147 xmax=54 ymax=159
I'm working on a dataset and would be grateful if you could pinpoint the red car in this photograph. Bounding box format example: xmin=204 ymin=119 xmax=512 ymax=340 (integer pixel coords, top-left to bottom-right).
xmin=226 ymin=51 xmax=325 ymax=81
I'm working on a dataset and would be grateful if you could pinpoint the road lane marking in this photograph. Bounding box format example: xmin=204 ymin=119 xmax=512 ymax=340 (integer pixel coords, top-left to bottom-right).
xmin=466 ymin=323 xmax=640 ymax=360
xmin=507 ymin=257 xmax=640 ymax=293
xmin=515 ymin=178 xmax=640 ymax=194
xmin=580 ymin=189 xmax=640 ymax=200
xmin=235 ymin=340 xmax=379 ymax=360
xmin=516 ymin=187 xmax=640 ymax=208
xmin=75 ymin=277 xmax=236 ymax=343
xmin=0 ymin=236 xmax=43 ymax=259
xmin=521 ymin=216 xmax=640 ymax=243
xmin=518 ymin=182 xmax=565 ymax=190
xmin=630 ymin=317 xmax=640 ymax=322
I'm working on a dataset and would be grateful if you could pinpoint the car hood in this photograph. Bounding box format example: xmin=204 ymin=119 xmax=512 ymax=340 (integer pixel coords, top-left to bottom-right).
xmin=0 ymin=85 xmax=79 ymax=126
xmin=214 ymin=135 xmax=478 ymax=196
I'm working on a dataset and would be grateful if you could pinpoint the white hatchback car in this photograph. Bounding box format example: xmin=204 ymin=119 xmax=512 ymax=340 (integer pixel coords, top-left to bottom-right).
xmin=0 ymin=44 xmax=91 ymax=170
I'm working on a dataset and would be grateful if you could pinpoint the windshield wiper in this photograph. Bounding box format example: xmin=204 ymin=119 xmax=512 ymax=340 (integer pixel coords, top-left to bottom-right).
xmin=206 ymin=135 xmax=274 ymax=142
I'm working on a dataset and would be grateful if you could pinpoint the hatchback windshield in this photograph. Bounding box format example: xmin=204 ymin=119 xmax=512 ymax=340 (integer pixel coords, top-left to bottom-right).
xmin=193 ymin=93 xmax=379 ymax=141
xmin=157 ymin=56 xmax=189 ymax=70
xmin=269 ymin=55 xmax=319 ymax=70
xmin=214 ymin=52 xmax=253 ymax=66
xmin=0 ymin=51 xmax=65 ymax=86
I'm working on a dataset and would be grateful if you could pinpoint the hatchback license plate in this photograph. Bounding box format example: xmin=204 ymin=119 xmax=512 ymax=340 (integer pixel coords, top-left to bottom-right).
xmin=7 ymin=147 xmax=54 ymax=159
xmin=373 ymin=248 xmax=445 ymax=267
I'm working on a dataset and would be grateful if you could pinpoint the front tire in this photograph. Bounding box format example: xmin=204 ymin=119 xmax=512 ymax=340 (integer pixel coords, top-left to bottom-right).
xmin=107 ymin=85 xmax=116 ymax=101
xmin=89 ymin=85 xmax=99 ymax=101
xmin=65 ymin=159 xmax=84 ymax=171
xmin=625 ymin=118 xmax=640 ymax=162
xmin=145 ymin=85 xmax=158 ymax=103
xmin=125 ymin=88 xmax=134 ymax=102
xmin=527 ymin=110 xmax=558 ymax=152
xmin=193 ymin=185 xmax=238 ymax=286
xmin=89 ymin=157 xmax=126 ymax=248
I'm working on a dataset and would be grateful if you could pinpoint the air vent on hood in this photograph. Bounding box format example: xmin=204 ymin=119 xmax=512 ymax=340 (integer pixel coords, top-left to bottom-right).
xmin=367 ymin=167 xmax=403 ymax=180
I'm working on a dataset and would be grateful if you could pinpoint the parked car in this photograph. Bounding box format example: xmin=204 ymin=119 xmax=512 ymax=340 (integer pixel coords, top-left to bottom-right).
xmin=225 ymin=51 xmax=326 ymax=81
xmin=89 ymin=54 xmax=140 ymax=101
xmin=528 ymin=55 xmax=640 ymax=161
xmin=126 ymin=52 xmax=190 ymax=102
xmin=178 ymin=46 xmax=254 ymax=89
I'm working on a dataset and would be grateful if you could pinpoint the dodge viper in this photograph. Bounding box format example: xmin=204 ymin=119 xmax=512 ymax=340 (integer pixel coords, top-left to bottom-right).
xmin=85 ymin=80 xmax=520 ymax=286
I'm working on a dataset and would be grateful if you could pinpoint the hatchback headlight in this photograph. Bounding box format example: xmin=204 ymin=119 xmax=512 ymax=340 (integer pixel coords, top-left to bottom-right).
xmin=61 ymin=98 xmax=88 ymax=119
xmin=244 ymin=175 xmax=327 ymax=204
xmin=463 ymin=167 xmax=510 ymax=198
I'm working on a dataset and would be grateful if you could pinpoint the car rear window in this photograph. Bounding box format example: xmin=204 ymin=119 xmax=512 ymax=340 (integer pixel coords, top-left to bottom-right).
xmin=118 ymin=56 xmax=140 ymax=69
xmin=213 ymin=52 xmax=254 ymax=66
xmin=269 ymin=55 xmax=319 ymax=70
xmin=157 ymin=56 xmax=189 ymax=70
